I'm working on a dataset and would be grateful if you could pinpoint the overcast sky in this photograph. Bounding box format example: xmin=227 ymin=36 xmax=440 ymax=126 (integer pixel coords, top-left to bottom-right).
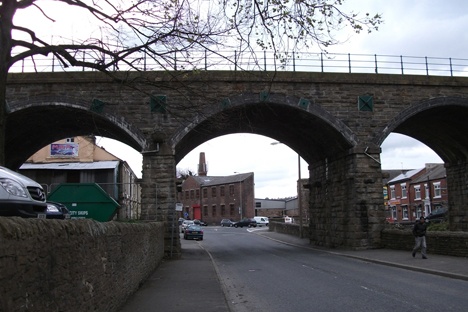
xmin=41 ymin=0 xmax=465 ymax=198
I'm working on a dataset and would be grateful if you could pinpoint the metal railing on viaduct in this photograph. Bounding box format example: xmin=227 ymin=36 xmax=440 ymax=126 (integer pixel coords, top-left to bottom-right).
xmin=11 ymin=50 xmax=468 ymax=77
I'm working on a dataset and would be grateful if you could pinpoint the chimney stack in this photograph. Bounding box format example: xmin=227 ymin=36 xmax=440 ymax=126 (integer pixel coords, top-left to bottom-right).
xmin=198 ymin=152 xmax=208 ymax=176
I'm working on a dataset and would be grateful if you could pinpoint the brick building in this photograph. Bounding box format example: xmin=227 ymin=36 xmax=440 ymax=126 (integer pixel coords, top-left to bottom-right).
xmin=385 ymin=163 xmax=447 ymax=223
xmin=178 ymin=152 xmax=255 ymax=225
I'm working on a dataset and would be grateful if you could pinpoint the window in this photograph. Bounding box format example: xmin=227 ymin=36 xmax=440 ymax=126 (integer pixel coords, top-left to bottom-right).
xmin=229 ymin=184 xmax=235 ymax=196
xmin=391 ymin=206 xmax=397 ymax=221
xmin=230 ymin=204 xmax=234 ymax=216
xmin=220 ymin=186 xmax=225 ymax=196
xmin=221 ymin=205 xmax=225 ymax=216
xmin=414 ymin=186 xmax=421 ymax=200
xmin=425 ymin=184 xmax=429 ymax=199
xmin=203 ymin=205 xmax=208 ymax=216
xmin=416 ymin=205 xmax=422 ymax=219
xmin=196 ymin=189 xmax=200 ymax=198
xmin=190 ymin=190 xmax=194 ymax=199
xmin=211 ymin=187 xmax=217 ymax=197
xmin=212 ymin=205 xmax=217 ymax=217
xmin=401 ymin=184 xmax=407 ymax=198
xmin=434 ymin=182 xmax=441 ymax=198
xmin=185 ymin=190 xmax=189 ymax=200
xmin=390 ymin=186 xmax=396 ymax=199
xmin=203 ymin=188 xmax=208 ymax=198
xmin=402 ymin=206 xmax=408 ymax=220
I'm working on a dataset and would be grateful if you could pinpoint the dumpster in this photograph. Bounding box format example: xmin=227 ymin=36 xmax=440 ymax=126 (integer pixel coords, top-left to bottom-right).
xmin=47 ymin=183 xmax=120 ymax=222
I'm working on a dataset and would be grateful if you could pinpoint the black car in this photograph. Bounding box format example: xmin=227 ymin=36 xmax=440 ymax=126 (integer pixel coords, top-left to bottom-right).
xmin=425 ymin=207 xmax=448 ymax=223
xmin=193 ymin=219 xmax=208 ymax=226
xmin=46 ymin=201 xmax=71 ymax=219
xmin=233 ymin=218 xmax=257 ymax=228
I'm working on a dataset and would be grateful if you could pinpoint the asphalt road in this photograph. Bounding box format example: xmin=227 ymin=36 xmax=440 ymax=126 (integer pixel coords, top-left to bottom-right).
xmin=201 ymin=226 xmax=468 ymax=312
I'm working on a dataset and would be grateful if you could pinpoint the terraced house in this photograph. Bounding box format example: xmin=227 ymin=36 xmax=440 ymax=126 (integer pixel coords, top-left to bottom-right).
xmin=385 ymin=163 xmax=447 ymax=223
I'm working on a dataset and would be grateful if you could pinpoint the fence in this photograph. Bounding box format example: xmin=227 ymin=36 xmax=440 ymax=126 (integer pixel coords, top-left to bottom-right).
xmin=10 ymin=50 xmax=468 ymax=77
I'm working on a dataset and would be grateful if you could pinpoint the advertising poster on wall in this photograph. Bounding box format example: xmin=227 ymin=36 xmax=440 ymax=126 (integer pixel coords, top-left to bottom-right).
xmin=50 ymin=143 xmax=79 ymax=157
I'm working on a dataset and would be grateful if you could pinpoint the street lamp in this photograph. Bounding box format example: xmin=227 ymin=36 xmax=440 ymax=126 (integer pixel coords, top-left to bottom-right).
xmin=271 ymin=142 xmax=304 ymax=238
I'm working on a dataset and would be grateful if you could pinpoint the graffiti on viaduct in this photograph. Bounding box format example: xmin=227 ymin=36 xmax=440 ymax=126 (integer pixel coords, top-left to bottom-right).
xmin=6 ymin=70 xmax=468 ymax=254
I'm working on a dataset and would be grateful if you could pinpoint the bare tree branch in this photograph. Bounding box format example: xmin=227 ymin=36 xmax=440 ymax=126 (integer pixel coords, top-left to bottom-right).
xmin=0 ymin=0 xmax=382 ymax=165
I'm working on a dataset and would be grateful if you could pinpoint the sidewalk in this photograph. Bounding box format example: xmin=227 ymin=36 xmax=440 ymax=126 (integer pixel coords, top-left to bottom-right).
xmin=119 ymin=230 xmax=468 ymax=312
xmin=119 ymin=240 xmax=230 ymax=312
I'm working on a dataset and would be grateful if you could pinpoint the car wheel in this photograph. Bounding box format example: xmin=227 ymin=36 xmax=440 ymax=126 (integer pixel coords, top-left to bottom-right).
xmin=234 ymin=224 xmax=238 ymax=228
xmin=199 ymin=237 xmax=203 ymax=241
xmin=221 ymin=224 xmax=224 ymax=227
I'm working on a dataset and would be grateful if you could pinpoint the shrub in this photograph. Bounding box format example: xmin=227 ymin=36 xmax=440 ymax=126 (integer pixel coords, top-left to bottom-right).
xmin=427 ymin=221 xmax=448 ymax=231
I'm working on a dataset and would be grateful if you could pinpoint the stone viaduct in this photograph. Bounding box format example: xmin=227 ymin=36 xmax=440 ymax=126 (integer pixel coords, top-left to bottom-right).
xmin=6 ymin=70 xmax=468 ymax=254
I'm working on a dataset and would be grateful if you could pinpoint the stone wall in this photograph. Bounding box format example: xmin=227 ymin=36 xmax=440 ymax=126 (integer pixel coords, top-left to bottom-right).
xmin=269 ymin=221 xmax=309 ymax=238
xmin=0 ymin=218 xmax=165 ymax=312
xmin=381 ymin=228 xmax=468 ymax=257
xmin=271 ymin=222 xmax=468 ymax=257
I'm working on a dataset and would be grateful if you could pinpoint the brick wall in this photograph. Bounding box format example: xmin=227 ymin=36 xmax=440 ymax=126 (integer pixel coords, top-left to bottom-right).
xmin=0 ymin=218 xmax=165 ymax=312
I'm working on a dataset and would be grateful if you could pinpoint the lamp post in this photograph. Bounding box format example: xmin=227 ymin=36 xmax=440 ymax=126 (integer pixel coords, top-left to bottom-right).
xmin=271 ymin=142 xmax=304 ymax=238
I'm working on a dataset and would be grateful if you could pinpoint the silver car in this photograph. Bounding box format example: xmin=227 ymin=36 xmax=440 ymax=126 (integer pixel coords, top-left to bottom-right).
xmin=180 ymin=220 xmax=194 ymax=233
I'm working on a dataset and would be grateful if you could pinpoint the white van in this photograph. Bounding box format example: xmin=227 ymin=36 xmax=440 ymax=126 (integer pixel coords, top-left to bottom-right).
xmin=253 ymin=216 xmax=269 ymax=226
xmin=0 ymin=166 xmax=47 ymax=218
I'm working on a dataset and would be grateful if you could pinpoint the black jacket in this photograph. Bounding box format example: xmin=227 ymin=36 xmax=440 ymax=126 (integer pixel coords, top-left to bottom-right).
xmin=413 ymin=221 xmax=427 ymax=237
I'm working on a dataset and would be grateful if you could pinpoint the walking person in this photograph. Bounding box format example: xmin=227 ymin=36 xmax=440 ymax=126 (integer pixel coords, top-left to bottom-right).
xmin=412 ymin=216 xmax=428 ymax=259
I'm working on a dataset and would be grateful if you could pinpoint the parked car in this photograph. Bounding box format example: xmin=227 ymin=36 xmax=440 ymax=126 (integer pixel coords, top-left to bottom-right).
xmin=0 ymin=166 xmax=47 ymax=218
xmin=46 ymin=201 xmax=71 ymax=220
xmin=233 ymin=218 xmax=257 ymax=228
xmin=181 ymin=220 xmax=194 ymax=233
xmin=284 ymin=216 xmax=293 ymax=223
xmin=193 ymin=219 xmax=208 ymax=226
xmin=183 ymin=224 xmax=204 ymax=240
xmin=254 ymin=216 xmax=269 ymax=226
xmin=220 ymin=219 xmax=234 ymax=227
xmin=425 ymin=207 xmax=448 ymax=223
xmin=178 ymin=218 xmax=185 ymax=225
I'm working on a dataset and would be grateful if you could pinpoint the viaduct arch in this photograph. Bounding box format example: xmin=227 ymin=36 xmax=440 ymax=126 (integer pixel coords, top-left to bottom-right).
xmin=6 ymin=71 xmax=468 ymax=255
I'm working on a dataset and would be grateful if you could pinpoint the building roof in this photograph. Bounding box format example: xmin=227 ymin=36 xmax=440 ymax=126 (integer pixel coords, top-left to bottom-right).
xmin=412 ymin=163 xmax=446 ymax=183
xmin=388 ymin=168 xmax=424 ymax=184
xmin=191 ymin=172 xmax=253 ymax=187
xmin=382 ymin=170 xmax=404 ymax=185
xmin=19 ymin=160 xmax=120 ymax=171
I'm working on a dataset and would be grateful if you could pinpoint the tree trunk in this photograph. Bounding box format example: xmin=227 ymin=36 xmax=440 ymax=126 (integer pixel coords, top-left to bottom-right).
xmin=0 ymin=0 xmax=15 ymax=166
xmin=0 ymin=69 xmax=6 ymax=166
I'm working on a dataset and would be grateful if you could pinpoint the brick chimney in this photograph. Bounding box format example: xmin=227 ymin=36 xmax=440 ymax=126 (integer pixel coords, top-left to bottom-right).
xmin=198 ymin=152 xmax=208 ymax=176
